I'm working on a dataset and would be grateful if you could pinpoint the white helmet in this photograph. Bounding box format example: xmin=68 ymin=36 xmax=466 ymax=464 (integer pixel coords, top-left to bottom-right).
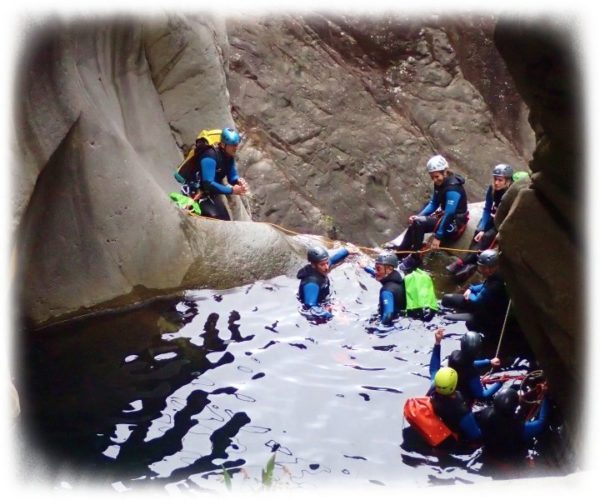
xmin=426 ymin=155 xmax=449 ymax=173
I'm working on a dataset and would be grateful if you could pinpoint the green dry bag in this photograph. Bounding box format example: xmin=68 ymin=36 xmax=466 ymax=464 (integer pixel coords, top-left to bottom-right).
xmin=404 ymin=268 xmax=439 ymax=311
xmin=169 ymin=192 xmax=201 ymax=215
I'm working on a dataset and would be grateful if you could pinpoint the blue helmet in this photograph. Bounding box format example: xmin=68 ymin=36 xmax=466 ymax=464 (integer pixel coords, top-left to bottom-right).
xmin=221 ymin=127 xmax=241 ymax=146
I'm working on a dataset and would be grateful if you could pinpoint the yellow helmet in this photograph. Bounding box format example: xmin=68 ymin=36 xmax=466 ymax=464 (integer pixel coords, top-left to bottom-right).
xmin=434 ymin=367 xmax=458 ymax=395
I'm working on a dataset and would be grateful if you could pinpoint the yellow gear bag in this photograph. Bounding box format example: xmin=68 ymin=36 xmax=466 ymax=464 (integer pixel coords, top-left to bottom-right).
xmin=174 ymin=129 xmax=222 ymax=184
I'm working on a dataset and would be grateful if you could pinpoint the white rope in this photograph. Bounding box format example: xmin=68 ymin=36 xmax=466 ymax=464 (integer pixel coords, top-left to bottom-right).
xmin=494 ymin=299 xmax=512 ymax=358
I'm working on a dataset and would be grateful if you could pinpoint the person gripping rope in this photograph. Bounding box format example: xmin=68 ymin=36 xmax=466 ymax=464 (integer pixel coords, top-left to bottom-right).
xmin=297 ymin=245 xmax=350 ymax=319
xmin=384 ymin=155 xmax=469 ymax=273
xmin=430 ymin=330 xmax=502 ymax=407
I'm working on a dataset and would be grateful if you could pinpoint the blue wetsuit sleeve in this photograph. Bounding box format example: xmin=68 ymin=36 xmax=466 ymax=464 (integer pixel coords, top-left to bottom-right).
xmin=418 ymin=192 xmax=439 ymax=217
xmin=301 ymin=282 xmax=320 ymax=308
xmin=467 ymin=284 xmax=491 ymax=305
xmin=435 ymin=190 xmax=462 ymax=239
xmin=468 ymin=283 xmax=484 ymax=299
xmin=429 ymin=344 xmax=441 ymax=381
xmin=200 ymin=156 xmax=234 ymax=195
xmin=364 ymin=266 xmax=376 ymax=277
xmin=380 ymin=290 xmax=396 ymax=325
xmin=227 ymin=160 xmax=240 ymax=185
xmin=522 ymin=398 xmax=550 ymax=440
xmin=467 ymin=362 xmax=502 ymax=399
xmin=459 ymin=412 xmax=482 ymax=441
xmin=329 ymin=248 xmax=350 ymax=266
xmin=473 ymin=359 xmax=491 ymax=369
xmin=481 ymin=381 xmax=503 ymax=398
xmin=467 ymin=376 xmax=485 ymax=399
xmin=477 ymin=186 xmax=493 ymax=232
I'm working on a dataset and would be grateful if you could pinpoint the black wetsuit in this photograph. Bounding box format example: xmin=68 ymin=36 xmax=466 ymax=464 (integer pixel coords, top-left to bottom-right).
xmin=182 ymin=147 xmax=241 ymax=220
xmin=442 ymin=272 xmax=509 ymax=335
xmin=459 ymin=185 xmax=507 ymax=265
xmin=427 ymin=390 xmax=481 ymax=441
xmin=475 ymin=398 xmax=550 ymax=457
xmin=396 ymin=174 xmax=469 ymax=254
xmin=379 ymin=270 xmax=406 ymax=325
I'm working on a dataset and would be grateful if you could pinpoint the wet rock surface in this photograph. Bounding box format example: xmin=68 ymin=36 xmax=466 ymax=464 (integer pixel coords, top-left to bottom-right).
xmin=11 ymin=10 xmax=582 ymax=472
xmin=494 ymin=18 xmax=582 ymax=443
xmin=227 ymin=15 xmax=533 ymax=245
xmin=13 ymin=16 xmax=302 ymax=326
xmin=14 ymin=14 xmax=533 ymax=327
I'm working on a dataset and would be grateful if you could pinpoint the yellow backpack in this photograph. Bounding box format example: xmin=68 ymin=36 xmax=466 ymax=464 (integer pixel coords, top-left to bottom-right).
xmin=174 ymin=129 xmax=222 ymax=184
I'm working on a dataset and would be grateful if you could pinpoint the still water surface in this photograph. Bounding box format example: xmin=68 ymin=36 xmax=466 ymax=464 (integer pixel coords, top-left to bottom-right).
xmin=18 ymin=256 xmax=572 ymax=492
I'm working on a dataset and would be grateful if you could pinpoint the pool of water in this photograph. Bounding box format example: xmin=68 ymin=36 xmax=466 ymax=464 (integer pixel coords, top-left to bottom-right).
xmin=16 ymin=254 xmax=574 ymax=493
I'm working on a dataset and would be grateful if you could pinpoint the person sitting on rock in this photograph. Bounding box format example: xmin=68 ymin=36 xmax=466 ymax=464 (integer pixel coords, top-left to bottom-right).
xmin=441 ymin=249 xmax=510 ymax=337
xmin=384 ymin=155 xmax=469 ymax=273
xmin=446 ymin=164 xmax=514 ymax=282
xmin=363 ymin=252 xmax=406 ymax=326
xmin=297 ymin=245 xmax=350 ymax=319
xmin=475 ymin=386 xmax=550 ymax=458
xmin=181 ymin=127 xmax=249 ymax=221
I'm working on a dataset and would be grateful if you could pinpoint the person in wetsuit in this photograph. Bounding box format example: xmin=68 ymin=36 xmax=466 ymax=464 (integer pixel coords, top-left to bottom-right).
xmin=446 ymin=164 xmax=514 ymax=282
xmin=363 ymin=252 xmax=406 ymax=326
xmin=296 ymin=245 xmax=350 ymax=319
xmin=384 ymin=155 xmax=469 ymax=273
xmin=427 ymin=365 xmax=482 ymax=443
xmin=431 ymin=329 xmax=502 ymax=408
xmin=442 ymin=249 xmax=509 ymax=337
xmin=181 ymin=127 xmax=249 ymax=220
xmin=476 ymin=387 xmax=550 ymax=457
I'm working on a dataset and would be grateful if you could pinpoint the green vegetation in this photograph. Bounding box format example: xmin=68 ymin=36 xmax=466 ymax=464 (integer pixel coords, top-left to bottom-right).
xmin=221 ymin=452 xmax=281 ymax=490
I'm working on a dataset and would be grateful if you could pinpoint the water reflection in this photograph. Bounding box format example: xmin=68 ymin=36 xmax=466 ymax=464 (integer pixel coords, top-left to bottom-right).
xmin=19 ymin=260 xmax=572 ymax=492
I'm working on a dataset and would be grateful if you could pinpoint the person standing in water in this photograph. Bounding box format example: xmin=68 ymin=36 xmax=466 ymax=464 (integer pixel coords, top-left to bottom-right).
xmin=297 ymin=245 xmax=350 ymax=319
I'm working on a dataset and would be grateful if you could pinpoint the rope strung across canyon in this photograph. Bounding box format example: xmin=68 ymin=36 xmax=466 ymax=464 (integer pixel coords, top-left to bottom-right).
xmin=185 ymin=210 xmax=482 ymax=255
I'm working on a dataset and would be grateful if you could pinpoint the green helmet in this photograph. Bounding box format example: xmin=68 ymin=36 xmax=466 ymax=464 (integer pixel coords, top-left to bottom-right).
xmin=434 ymin=367 xmax=458 ymax=395
xmin=512 ymin=171 xmax=531 ymax=183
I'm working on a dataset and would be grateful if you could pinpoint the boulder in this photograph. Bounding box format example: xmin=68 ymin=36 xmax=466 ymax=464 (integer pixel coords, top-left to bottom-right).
xmin=494 ymin=18 xmax=582 ymax=443
xmin=13 ymin=16 xmax=303 ymax=327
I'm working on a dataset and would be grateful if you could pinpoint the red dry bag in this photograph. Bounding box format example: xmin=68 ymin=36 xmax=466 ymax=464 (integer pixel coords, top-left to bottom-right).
xmin=403 ymin=397 xmax=457 ymax=446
